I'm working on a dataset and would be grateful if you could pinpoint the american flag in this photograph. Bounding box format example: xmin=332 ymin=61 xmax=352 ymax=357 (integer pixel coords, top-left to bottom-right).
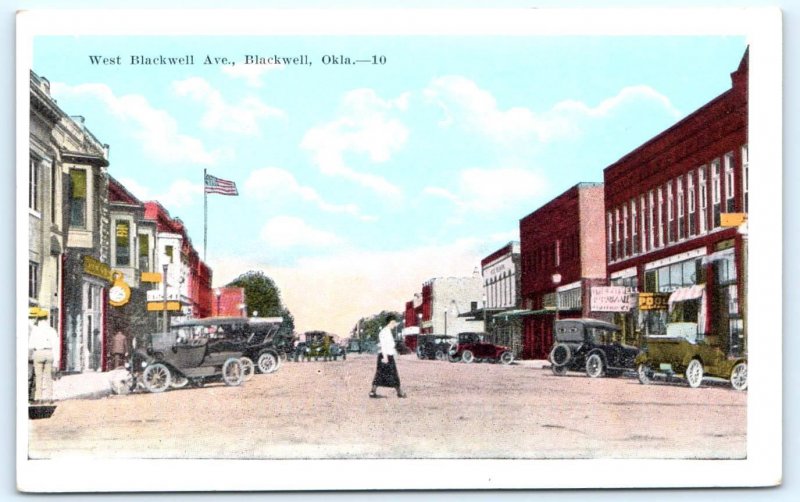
xmin=204 ymin=173 xmax=238 ymax=196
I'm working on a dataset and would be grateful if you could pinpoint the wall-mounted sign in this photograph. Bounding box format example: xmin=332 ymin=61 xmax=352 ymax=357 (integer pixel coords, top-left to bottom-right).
xmin=590 ymin=287 xmax=631 ymax=312
xmin=140 ymin=272 xmax=163 ymax=283
xmin=638 ymin=292 xmax=670 ymax=311
xmin=83 ymin=255 xmax=111 ymax=281
xmin=147 ymin=301 xmax=182 ymax=312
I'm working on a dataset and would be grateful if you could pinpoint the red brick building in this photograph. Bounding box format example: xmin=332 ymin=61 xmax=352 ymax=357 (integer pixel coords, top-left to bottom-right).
xmin=603 ymin=49 xmax=748 ymax=355
xmin=518 ymin=182 xmax=607 ymax=359
xmin=211 ymin=287 xmax=247 ymax=317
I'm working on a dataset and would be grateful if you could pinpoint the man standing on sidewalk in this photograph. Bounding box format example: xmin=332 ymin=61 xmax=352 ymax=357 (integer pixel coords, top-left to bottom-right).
xmin=111 ymin=330 xmax=128 ymax=369
xmin=29 ymin=308 xmax=57 ymax=403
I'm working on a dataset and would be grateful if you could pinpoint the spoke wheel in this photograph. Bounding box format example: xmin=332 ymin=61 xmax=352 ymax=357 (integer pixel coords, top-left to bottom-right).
xmin=499 ymin=351 xmax=514 ymax=365
xmin=416 ymin=347 xmax=424 ymax=359
xmin=551 ymin=364 xmax=567 ymax=376
xmin=170 ymin=373 xmax=189 ymax=389
xmin=685 ymin=359 xmax=704 ymax=388
xmin=585 ymin=353 xmax=604 ymax=378
xmin=240 ymin=357 xmax=255 ymax=382
xmin=462 ymin=350 xmax=474 ymax=364
xmin=257 ymin=351 xmax=279 ymax=374
xmin=222 ymin=358 xmax=244 ymax=386
xmin=435 ymin=350 xmax=445 ymax=361
xmin=549 ymin=343 xmax=572 ymax=367
xmin=142 ymin=363 xmax=171 ymax=393
xmin=637 ymin=363 xmax=653 ymax=385
xmin=730 ymin=362 xmax=748 ymax=391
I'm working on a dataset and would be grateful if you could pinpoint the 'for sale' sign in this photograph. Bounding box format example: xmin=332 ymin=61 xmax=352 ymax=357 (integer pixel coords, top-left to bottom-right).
xmin=590 ymin=287 xmax=632 ymax=312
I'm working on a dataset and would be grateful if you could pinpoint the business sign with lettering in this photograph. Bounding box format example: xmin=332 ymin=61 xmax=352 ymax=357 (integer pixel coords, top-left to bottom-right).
xmin=590 ymin=287 xmax=632 ymax=312
xmin=638 ymin=292 xmax=670 ymax=310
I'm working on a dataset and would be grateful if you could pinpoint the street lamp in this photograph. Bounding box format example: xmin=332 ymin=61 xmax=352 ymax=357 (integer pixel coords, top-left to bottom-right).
xmin=162 ymin=264 xmax=169 ymax=335
xmin=552 ymin=273 xmax=562 ymax=322
xmin=214 ymin=288 xmax=222 ymax=317
xmin=482 ymin=294 xmax=488 ymax=331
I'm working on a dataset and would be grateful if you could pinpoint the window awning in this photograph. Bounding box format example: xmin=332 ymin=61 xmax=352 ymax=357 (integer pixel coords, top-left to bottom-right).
xmin=668 ymin=284 xmax=706 ymax=306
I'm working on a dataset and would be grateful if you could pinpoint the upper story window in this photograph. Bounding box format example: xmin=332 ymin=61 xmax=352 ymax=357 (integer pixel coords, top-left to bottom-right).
xmin=614 ymin=208 xmax=621 ymax=260
xmin=29 ymin=261 xmax=39 ymax=300
xmin=666 ymin=181 xmax=674 ymax=243
xmin=115 ymin=220 xmax=131 ymax=266
xmin=607 ymin=211 xmax=613 ymax=262
xmin=687 ymin=172 xmax=696 ymax=236
xmin=711 ymin=159 xmax=721 ymax=228
xmin=698 ymin=166 xmax=708 ymax=234
xmin=639 ymin=195 xmax=646 ymax=254
xmin=724 ymin=152 xmax=736 ymax=213
xmin=742 ymin=144 xmax=749 ymax=213
xmin=647 ymin=190 xmax=655 ymax=251
xmin=657 ymin=187 xmax=665 ymax=248
xmin=165 ymin=245 xmax=174 ymax=264
xmin=631 ymin=199 xmax=639 ymax=255
xmin=622 ymin=205 xmax=629 ymax=257
xmin=677 ymin=176 xmax=685 ymax=240
xmin=139 ymin=234 xmax=150 ymax=271
xmin=29 ymin=157 xmax=40 ymax=212
xmin=69 ymin=168 xmax=87 ymax=228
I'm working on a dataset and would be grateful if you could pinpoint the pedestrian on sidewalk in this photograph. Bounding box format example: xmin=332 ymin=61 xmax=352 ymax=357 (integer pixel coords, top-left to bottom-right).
xmin=29 ymin=308 xmax=57 ymax=403
xmin=111 ymin=330 xmax=128 ymax=369
xmin=369 ymin=317 xmax=407 ymax=398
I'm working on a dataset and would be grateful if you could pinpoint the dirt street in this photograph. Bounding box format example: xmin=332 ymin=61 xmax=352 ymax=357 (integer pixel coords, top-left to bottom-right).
xmin=28 ymin=353 xmax=746 ymax=460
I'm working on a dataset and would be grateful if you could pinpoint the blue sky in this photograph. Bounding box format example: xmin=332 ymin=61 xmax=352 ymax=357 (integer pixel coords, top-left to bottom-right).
xmin=33 ymin=34 xmax=747 ymax=335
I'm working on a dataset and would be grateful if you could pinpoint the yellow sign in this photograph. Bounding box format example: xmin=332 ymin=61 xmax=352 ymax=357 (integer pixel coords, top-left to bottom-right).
xmin=720 ymin=213 xmax=747 ymax=227
xmin=141 ymin=272 xmax=163 ymax=283
xmin=147 ymin=301 xmax=182 ymax=312
xmin=638 ymin=292 xmax=670 ymax=311
xmin=83 ymin=255 xmax=111 ymax=281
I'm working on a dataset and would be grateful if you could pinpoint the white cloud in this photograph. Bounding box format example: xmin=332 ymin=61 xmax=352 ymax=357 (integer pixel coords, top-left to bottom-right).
xmin=213 ymin=234 xmax=513 ymax=336
xmin=424 ymin=76 xmax=681 ymax=144
xmin=244 ymin=167 xmax=376 ymax=221
xmin=51 ymin=82 xmax=219 ymax=165
xmin=222 ymin=63 xmax=283 ymax=87
xmin=118 ymin=177 xmax=204 ymax=210
xmin=425 ymin=167 xmax=548 ymax=213
xmin=259 ymin=216 xmax=343 ymax=249
xmin=300 ymin=88 xmax=410 ymax=200
xmin=173 ymin=77 xmax=285 ymax=136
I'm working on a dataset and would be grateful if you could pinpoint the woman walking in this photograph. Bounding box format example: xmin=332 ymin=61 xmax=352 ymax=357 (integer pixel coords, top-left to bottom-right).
xmin=369 ymin=318 xmax=407 ymax=398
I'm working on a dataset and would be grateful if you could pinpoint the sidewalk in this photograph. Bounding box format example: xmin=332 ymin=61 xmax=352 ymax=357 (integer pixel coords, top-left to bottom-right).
xmin=51 ymin=368 xmax=128 ymax=401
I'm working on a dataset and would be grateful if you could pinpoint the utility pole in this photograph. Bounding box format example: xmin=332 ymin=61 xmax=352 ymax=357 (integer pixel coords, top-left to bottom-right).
xmin=162 ymin=263 xmax=169 ymax=335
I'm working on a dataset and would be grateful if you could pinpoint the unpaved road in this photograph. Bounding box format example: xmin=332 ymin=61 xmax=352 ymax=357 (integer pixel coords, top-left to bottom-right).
xmin=28 ymin=353 xmax=746 ymax=460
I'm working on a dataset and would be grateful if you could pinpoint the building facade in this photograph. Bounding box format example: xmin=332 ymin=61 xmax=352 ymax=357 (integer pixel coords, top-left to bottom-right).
xmin=481 ymin=241 xmax=523 ymax=357
xmin=419 ymin=276 xmax=483 ymax=336
xmin=603 ymin=49 xmax=748 ymax=355
xmin=212 ymin=287 xmax=247 ymax=317
xmin=519 ymin=183 xmax=608 ymax=360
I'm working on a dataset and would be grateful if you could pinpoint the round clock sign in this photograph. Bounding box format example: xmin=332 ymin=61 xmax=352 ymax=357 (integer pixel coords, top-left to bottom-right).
xmin=109 ymin=273 xmax=131 ymax=307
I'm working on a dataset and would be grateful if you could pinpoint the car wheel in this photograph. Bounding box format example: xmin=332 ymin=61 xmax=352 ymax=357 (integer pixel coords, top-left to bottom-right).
xmin=549 ymin=343 xmax=572 ymax=367
xmin=637 ymin=363 xmax=653 ymax=385
xmin=416 ymin=347 xmax=424 ymax=359
xmin=685 ymin=359 xmax=704 ymax=388
xmin=585 ymin=353 xmax=604 ymax=378
xmin=240 ymin=357 xmax=255 ymax=382
xmin=142 ymin=363 xmax=171 ymax=393
xmin=435 ymin=350 xmax=446 ymax=361
xmin=551 ymin=365 xmax=567 ymax=376
xmin=499 ymin=351 xmax=514 ymax=365
xmin=257 ymin=351 xmax=279 ymax=374
xmin=462 ymin=350 xmax=474 ymax=364
xmin=170 ymin=373 xmax=189 ymax=389
xmin=222 ymin=358 xmax=244 ymax=386
xmin=730 ymin=362 xmax=748 ymax=391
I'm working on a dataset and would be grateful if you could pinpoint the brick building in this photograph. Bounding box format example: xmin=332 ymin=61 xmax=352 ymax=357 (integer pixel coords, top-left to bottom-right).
xmin=518 ymin=183 xmax=607 ymax=360
xmin=603 ymin=49 xmax=748 ymax=355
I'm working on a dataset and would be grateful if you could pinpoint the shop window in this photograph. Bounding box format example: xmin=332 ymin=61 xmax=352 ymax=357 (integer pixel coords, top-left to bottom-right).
xmin=115 ymin=220 xmax=130 ymax=266
xmin=741 ymin=145 xmax=749 ymax=213
xmin=698 ymin=166 xmax=708 ymax=234
xmin=711 ymin=160 xmax=721 ymax=227
xmin=29 ymin=157 xmax=40 ymax=212
xmin=28 ymin=261 xmax=39 ymax=299
xmin=69 ymin=169 xmax=87 ymax=228
xmin=669 ymin=299 xmax=699 ymax=324
xmin=724 ymin=152 xmax=735 ymax=213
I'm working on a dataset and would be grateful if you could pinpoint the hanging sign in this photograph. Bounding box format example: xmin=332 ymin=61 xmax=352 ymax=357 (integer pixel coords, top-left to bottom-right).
xmin=590 ymin=287 xmax=632 ymax=312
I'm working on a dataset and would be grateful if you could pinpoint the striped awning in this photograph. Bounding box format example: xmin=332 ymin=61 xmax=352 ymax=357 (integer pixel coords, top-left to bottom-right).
xmin=667 ymin=284 xmax=706 ymax=306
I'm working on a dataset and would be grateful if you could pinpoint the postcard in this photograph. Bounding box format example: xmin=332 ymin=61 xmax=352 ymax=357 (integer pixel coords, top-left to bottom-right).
xmin=17 ymin=7 xmax=782 ymax=492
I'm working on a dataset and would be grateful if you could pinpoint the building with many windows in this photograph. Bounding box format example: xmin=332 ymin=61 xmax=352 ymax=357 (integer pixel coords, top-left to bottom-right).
xmin=481 ymin=242 xmax=523 ymax=358
xmin=418 ymin=275 xmax=483 ymax=337
xmin=518 ymin=182 xmax=608 ymax=360
xmin=603 ymin=49 xmax=748 ymax=355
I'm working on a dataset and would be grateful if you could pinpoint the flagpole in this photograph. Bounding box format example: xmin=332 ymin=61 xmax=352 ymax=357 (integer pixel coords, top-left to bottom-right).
xmin=203 ymin=168 xmax=207 ymax=262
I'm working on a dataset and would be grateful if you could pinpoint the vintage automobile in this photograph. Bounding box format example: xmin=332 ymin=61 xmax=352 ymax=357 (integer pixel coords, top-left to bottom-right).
xmin=548 ymin=318 xmax=639 ymax=378
xmin=447 ymin=332 xmax=514 ymax=364
xmin=635 ymin=329 xmax=748 ymax=390
xmin=132 ymin=324 xmax=243 ymax=393
xmin=416 ymin=334 xmax=455 ymax=360
xmin=238 ymin=317 xmax=285 ymax=374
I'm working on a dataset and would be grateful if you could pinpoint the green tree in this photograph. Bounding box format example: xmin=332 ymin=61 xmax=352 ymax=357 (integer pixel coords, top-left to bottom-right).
xmin=226 ymin=271 xmax=295 ymax=336
xmin=357 ymin=310 xmax=402 ymax=343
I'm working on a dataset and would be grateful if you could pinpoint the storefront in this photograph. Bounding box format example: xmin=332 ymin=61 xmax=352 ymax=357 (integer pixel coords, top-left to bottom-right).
xmin=63 ymin=254 xmax=109 ymax=373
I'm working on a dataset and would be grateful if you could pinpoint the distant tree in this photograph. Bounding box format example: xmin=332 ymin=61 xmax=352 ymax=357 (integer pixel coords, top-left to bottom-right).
xmin=357 ymin=311 xmax=402 ymax=343
xmin=226 ymin=270 xmax=295 ymax=336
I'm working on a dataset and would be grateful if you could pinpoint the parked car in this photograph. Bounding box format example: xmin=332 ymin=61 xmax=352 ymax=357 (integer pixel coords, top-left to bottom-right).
xmin=548 ymin=319 xmax=639 ymax=378
xmin=416 ymin=334 xmax=455 ymax=360
xmin=635 ymin=332 xmax=747 ymax=390
xmin=448 ymin=332 xmax=514 ymax=364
